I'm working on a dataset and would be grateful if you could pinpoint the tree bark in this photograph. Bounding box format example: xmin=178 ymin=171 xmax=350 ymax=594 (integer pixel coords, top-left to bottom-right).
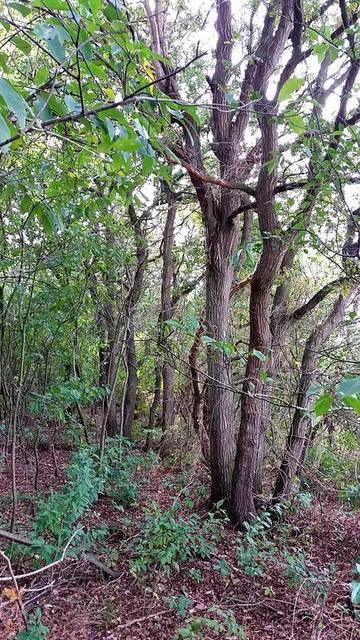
xmin=121 ymin=205 xmax=148 ymax=440
xmin=273 ymin=292 xmax=355 ymax=501
xmin=206 ymin=215 xmax=238 ymax=502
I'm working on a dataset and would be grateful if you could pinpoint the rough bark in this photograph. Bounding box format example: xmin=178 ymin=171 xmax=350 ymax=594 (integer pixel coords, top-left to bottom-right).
xmin=206 ymin=215 xmax=238 ymax=501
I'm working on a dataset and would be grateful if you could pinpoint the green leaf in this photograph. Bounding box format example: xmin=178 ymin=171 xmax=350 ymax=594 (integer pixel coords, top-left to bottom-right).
xmin=88 ymin=0 xmax=101 ymax=15
xmin=0 ymin=53 xmax=8 ymax=72
xmin=351 ymin=580 xmax=360 ymax=606
xmin=34 ymin=95 xmax=53 ymax=121
xmin=64 ymin=95 xmax=82 ymax=114
xmin=142 ymin=154 xmax=155 ymax=175
xmin=32 ymin=0 xmax=65 ymax=8
xmin=47 ymin=94 xmax=67 ymax=116
xmin=314 ymin=393 xmax=332 ymax=417
xmin=342 ymin=395 xmax=360 ymax=415
xmin=251 ymin=349 xmax=266 ymax=361
xmin=0 ymin=113 xmax=10 ymax=144
xmin=113 ymin=136 xmax=141 ymax=152
xmin=338 ymin=377 xmax=360 ymax=397
xmin=34 ymin=23 xmax=66 ymax=63
xmin=0 ymin=78 xmax=27 ymax=128
xmin=34 ymin=203 xmax=62 ymax=233
xmin=278 ymin=76 xmax=304 ymax=102
xmin=287 ymin=113 xmax=305 ymax=136
xmin=8 ymin=2 xmax=32 ymax=16
xmin=164 ymin=319 xmax=183 ymax=330
xmin=313 ymin=42 xmax=328 ymax=63
xmin=79 ymin=30 xmax=92 ymax=60
xmin=86 ymin=61 xmax=107 ymax=80
xmin=35 ymin=68 xmax=49 ymax=85
xmin=12 ymin=36 xmax=31 ymax=55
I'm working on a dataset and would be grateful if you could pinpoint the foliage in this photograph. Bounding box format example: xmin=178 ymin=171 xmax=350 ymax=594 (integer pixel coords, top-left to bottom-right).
xmin=236 ymin=509 xmax=279 ymax=577
xmin=130 ymin=501 xmax=227 ymax=576
xmin=282 ymin=551 xmax=334 ymax=597
xmin=12 ymin=438 xmax=142 ymax=563
xmin=29 ymin=379 xmax=108 ymax=422
xmin=340 ymin=483 xmax=360 ymax=511
xmin=351 ymin=561 xmax=360 ymax=608
xmin=16 ymin=609 xmax=48 ymax=640
xmin=174 ymin=607 xmax=248 ymax=639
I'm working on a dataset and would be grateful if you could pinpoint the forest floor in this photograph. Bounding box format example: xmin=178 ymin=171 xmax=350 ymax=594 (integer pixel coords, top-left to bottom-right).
xmin=0 ymin=444 xmax=359 ymax=640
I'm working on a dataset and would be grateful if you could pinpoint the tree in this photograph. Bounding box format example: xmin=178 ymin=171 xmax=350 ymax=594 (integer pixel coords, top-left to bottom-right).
xmin=143 ymin=0 xmax=360 ymax=522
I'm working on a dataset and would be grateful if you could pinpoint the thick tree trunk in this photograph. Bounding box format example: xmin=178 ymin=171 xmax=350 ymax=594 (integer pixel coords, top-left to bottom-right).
xmin=206 ymin=218 xmax=238 ymax=502
xmin=231 ymin=265 xmax=276 ymax=522
xmin=273 ymin=293 xmax=352 ymax=501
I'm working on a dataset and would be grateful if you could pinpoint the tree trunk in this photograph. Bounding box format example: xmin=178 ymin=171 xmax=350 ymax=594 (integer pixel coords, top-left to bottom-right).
xmin=122 ymin=324 xmax=137 ymax=439
xmin=273 ymin=292 xmax=353 ymax=501
xmin=160 ymin=189 xmax=176 ymax=432
xmin=206 ymin=216 xmax=238 ymax=502
xmin=147 ymin=188 xmax=177 ymax=444
xmin=121 ymin=205 xmax=148 ymax=440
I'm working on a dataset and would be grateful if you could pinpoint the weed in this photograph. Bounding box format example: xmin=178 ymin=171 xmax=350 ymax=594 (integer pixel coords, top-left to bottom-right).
xmin=340 ymin=483 xmax=360 ymax=510
xmin=213 ymin=558 xmax=230 ymax=577
xmin=16 ymin=608 xmax=48 ymax=640
xmin=165 ymin=595 xmax=194 ymax=619
xmin=174 ymin=606 xmax=247 ymax=639
xmin=130 ymin=501 xmax=227 ymax=576
xmin=236 ymin=510 xmax=277 ymax=577
xmin=187 ymin=568 xmax=202 ymax=583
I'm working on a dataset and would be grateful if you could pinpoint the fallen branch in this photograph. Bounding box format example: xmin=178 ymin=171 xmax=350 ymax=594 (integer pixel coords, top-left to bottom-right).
xmin=0 ymin=528 xmax=120 ymax=581
xmin=0 ymin=548 xmax=27 ymax=627
xmin=0 ymin=528 xmax=82 ymax=582
xmin=117 ymin=610 xmax=168 ymax=629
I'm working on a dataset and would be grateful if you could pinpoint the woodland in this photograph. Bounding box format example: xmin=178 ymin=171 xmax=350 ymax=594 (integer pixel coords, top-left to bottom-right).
xmin=0 ymin=0 xmax=359 ymax=638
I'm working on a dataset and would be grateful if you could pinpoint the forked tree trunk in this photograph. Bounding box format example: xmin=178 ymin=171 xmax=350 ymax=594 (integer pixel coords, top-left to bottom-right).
xmin=273 ymin=292 xmax=353 ymax=501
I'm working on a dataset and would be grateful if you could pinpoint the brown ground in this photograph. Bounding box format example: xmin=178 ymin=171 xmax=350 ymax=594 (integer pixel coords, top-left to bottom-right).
xmin=0 ymin=446 xmax=359 ymax=640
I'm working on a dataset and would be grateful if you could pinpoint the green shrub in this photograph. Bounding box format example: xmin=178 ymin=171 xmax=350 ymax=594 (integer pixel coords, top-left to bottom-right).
xmin=10 ymin=438 xmax=142 ymax=563
xmin=340 ymin=482 xmax=360 ymax=510
xmin=16 ymin=608 xmax=48 ymax=640
xmin=236 ymin=510 xmax=278 ymax=577
xmin=282 ymin=550 xmax=335 ymax=597
xmin=174 ymin=607 xmax=247 ymax=639
xmin=130 ymin=501 xmax=227 ymax=576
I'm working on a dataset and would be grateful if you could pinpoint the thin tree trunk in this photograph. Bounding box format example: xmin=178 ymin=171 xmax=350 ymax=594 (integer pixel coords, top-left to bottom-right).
xmin=147 ymin=188 xmax=176 ymax=442
xmin=122 ymin=325 xmax=137 ymax=439
xmin=159 ymin=189 xmax=176 ymax=433
xmin=273 ymin=292 xmax=355 ymax=501
xmin=121 ymin=205 xmax=148 ymax=440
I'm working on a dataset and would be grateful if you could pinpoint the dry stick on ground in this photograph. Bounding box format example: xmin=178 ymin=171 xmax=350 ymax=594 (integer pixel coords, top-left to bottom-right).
xmin=0 ymin=528 xmax=121 ymax=580
xmin=0 ymin=548 xmax=27 ymax=628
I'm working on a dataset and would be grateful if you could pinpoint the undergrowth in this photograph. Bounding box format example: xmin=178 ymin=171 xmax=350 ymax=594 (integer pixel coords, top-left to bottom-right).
xmin=130 ymin=500 xmax=228 ymax=576
xmin=10 ymin=437 xmax=154 ymax=564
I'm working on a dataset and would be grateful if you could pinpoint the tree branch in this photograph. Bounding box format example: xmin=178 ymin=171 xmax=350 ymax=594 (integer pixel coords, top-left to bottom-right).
xmin=290 ymin=277 xmax=348 ymax=321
